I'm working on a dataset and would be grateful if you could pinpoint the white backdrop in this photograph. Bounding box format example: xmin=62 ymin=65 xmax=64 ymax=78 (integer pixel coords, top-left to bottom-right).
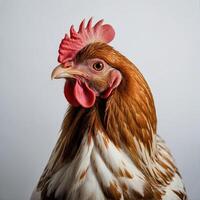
xmin=0 ymin=0 xmax=199 ymax=199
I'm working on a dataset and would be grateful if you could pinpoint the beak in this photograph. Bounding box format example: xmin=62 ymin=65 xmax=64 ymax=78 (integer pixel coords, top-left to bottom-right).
xmin=51 ymin=64 xmax=84 ymax=80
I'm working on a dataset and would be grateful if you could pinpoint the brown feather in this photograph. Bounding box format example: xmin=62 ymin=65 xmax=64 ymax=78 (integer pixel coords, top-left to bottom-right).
xmin=38 ymin=42 xmax=181 ymax=199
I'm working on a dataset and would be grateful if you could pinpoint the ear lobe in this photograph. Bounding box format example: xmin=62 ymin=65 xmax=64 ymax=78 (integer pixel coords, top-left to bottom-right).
xmin=101 ymin=69 xmax=122 ymax=98
xmin=109 ymin=69 xmax=122 ymax=89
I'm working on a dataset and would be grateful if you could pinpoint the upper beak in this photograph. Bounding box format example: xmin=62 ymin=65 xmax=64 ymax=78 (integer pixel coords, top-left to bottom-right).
xmin=51 ymin=64 xmax=84 ymax=80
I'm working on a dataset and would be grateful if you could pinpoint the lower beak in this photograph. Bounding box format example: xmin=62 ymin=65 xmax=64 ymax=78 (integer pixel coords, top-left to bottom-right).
xmin=51 ymin=64 xmax=83 ymax=80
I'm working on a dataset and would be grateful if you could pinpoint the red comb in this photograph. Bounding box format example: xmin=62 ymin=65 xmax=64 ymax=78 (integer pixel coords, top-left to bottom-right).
xmin=58 ymin=18 xmax=115 ymax=65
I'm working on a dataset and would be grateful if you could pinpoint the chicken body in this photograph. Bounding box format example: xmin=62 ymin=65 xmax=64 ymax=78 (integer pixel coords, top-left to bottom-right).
xmin=31 ymin=20 xmax=187 ymax=200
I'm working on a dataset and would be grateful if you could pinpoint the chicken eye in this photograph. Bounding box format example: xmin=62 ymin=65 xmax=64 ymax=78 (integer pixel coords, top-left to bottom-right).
xmin=93 ymin=62 xmax=104 ymax=71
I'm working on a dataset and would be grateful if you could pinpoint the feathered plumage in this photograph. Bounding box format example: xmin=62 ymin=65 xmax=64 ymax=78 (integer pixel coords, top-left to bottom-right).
xmin=31 ymin=18 xmax=187 ymax=200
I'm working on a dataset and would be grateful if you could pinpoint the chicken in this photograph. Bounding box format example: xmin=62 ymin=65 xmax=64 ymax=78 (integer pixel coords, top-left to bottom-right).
xmin=31 ymin=18 xmax=187 ymax=200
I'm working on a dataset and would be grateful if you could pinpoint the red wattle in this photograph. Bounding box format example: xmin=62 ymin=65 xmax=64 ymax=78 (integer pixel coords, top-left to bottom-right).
xmin=74 ymin=80 xmax=96 ymax=108
xmin=64 ymin=80 xmax=80 ymax=107
xmin=64 ymin=80 xmax=96 ymax=108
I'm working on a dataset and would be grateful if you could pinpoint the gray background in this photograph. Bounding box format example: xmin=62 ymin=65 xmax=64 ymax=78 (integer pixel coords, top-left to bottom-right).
xmin=0 ymin=0 xmax=199 ymax=199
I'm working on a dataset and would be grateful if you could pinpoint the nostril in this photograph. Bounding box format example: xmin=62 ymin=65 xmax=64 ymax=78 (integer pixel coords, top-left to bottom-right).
xmin=63 ymin=64 xmax=69 ymax=68
xmin=63 ymin=61 xmax=72 ymax=68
